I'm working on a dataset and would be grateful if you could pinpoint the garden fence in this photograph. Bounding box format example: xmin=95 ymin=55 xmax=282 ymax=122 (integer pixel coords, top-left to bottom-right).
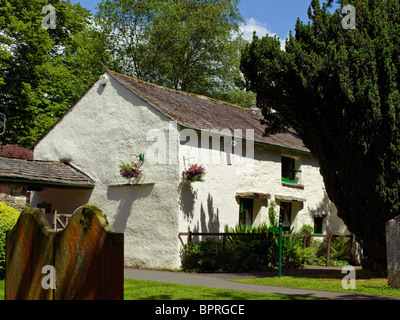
xmin=178 ymin=231 xmax=354 ymax=267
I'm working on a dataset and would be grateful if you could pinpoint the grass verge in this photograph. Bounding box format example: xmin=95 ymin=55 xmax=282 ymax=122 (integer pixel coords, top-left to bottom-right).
xmin=235 ymin=269 xmax=400 ymax=297
xmin=0 ymin=279 xmax=318 ymax=300
xmin=124 ymin=279 xmax=318 ymax=300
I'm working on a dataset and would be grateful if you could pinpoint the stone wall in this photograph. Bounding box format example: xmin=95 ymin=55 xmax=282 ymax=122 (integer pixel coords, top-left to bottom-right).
xmin=0 ymin=184 xmax=27 ymax=212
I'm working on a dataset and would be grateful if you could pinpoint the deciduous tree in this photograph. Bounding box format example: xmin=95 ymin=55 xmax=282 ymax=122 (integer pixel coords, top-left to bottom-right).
xmin=0 ymin=0 xmax=109 ymax=147
xmin=96 ymin=0 xmax=256 ymax=107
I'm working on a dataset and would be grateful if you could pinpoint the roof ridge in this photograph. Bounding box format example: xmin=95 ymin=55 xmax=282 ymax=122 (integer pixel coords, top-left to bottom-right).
xmin=104 ymin=69 xmax=251 ymax=111
xmin=0 ymin=156 xmax=63 ymax=164
xmin=0 ymin=156 xmax=81 ymax=168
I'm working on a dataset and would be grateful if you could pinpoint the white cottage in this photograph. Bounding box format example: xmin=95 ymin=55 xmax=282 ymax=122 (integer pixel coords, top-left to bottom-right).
xmin=32 ymin=70 xmax=348 ymax=269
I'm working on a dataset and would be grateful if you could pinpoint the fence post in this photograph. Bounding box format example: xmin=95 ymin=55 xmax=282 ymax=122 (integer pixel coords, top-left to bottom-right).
xmin=188 ymin=231 xmax=192 ymax=244
xmin=349 ymin=234 xmax=354 ymax=263
xmin=279 ymin=223 xmax=283 ymax=278
xmin=222 ymin=234 xmax=226 ymax=266
xmin=326 ymin=235 xmax=332 ymax=266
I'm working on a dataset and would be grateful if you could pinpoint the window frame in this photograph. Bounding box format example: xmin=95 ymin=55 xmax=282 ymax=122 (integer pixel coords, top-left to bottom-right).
xmin=239 ymin=198 xmax=254 ymax=227
xmin=281 ymin=156 xmax=301 ymax=184
xmin=37 ymin=202 xmax=52 ymax=214
xmin=314 ymin=217 xmax=323 ymax=235
xmin=279 ymin=201 xmax=292 ymax=227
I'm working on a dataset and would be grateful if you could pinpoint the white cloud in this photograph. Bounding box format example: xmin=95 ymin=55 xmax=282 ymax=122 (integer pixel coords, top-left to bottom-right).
xmin=240 ymin=18 xmax=287 ymax=51
xmin=240 ymin=18 xmax=269 ymax=41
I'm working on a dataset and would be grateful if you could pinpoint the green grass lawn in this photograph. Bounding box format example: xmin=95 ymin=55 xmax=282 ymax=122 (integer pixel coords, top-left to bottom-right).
xmin=2 ymin=269 xmax=397 ymax=299
xmin=123 ymin=279 xmax=316 ymax=300
xmin=235 ymin=269 xmax=400 ymax=297
xmin=0 ymin=279 xmax=317 ymax=300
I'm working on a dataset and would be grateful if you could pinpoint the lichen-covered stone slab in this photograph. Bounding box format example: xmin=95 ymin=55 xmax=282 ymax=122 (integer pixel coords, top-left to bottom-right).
xmin=386 ymin=216 xmax=400 ymax=288
xmin=54 ymin=205 xmax=124 ymax=300
xmin=5 ymin=207 xmax=55 ymax=300
xmin=5 ymin=205 xmax=124 ymax=300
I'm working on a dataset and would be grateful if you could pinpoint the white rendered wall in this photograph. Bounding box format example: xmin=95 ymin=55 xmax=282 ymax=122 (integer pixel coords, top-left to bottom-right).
xmin=33 ymin=75 xmax=182 ymax=269
xmin=178 ymin=135 xmax=348 ymax=236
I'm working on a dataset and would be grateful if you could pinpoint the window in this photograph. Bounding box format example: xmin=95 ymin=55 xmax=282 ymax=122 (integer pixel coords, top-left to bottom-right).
xmin=37 ymin=202 xmax=51 ymax=214
xmin=279 ymin=202 xmax=292 ymax=227
xmin=281 ymin=156 xmax=301 ymax=184
xmin=239 ymin=198 xmax=253 ymax=227
xmin=314 ymin=217 xmax=323 ymax=234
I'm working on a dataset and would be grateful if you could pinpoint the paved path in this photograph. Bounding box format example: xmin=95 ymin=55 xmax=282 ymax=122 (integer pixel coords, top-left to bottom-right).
xmin=124 ymin=267 xmax=400 ymax=300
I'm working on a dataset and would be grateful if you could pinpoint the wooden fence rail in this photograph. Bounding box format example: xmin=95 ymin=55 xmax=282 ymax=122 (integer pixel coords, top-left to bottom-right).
xmin=178 ymin=232 xmax=354 ymax=267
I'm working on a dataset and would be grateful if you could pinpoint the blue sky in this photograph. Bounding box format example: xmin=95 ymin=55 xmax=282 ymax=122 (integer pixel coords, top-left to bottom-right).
xmin=71 ymin=0 xmax=340 ymax=44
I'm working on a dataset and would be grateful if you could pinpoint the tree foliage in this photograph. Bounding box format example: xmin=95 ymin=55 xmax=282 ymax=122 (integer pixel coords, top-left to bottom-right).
xmin=241 ymin=0 xmax=400 ymax=268
xmin=95 ymin=0 xmax=256 ymax=107
xmin=0 ymin=0 xmax=109 ymax=147
xmin=0 ymin=201 xmax=20 ymax=279
xmin=0 ymin=0 xmax=257 ymax=147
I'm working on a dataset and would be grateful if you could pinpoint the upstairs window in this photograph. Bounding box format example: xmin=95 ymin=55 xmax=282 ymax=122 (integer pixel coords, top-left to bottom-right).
xmin=281 ymin=156 xmax=301 ymax=184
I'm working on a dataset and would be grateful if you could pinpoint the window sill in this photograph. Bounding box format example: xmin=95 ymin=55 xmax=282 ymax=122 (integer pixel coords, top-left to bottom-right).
xmin=281 ymin=182 xmax=304 ymax=189
xmin=109 ymin=182 xmax=155 ymax=187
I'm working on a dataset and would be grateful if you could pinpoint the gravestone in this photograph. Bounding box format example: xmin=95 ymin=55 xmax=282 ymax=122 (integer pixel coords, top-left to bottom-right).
xmin=5 ymin=205 xmax=124 ymax=300
xmin=54 ymin=205 xmax=124 ymax=300
xmin=5 ymin=208 xmax=55 ymax=300
xmin=386 ymin=216 xmax=400 ymax=288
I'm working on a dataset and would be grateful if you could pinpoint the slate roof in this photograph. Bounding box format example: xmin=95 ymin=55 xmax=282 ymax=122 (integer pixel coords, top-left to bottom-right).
xmin=106 ymin=70 xmax=310 ymax=153
xmin=0 ymin=156 xmax=94 ymax=188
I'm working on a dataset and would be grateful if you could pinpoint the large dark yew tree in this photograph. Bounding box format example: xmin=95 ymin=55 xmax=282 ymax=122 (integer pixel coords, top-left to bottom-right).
xmin=241 ymin=0 xmax=400 ymax=268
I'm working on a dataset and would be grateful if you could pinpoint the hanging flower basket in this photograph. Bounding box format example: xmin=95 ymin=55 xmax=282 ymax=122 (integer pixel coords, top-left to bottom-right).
xmin=182 ymin=164 xmax=206 ymax=182
xmin=119 ymin=161 xmax=142 ymax=179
